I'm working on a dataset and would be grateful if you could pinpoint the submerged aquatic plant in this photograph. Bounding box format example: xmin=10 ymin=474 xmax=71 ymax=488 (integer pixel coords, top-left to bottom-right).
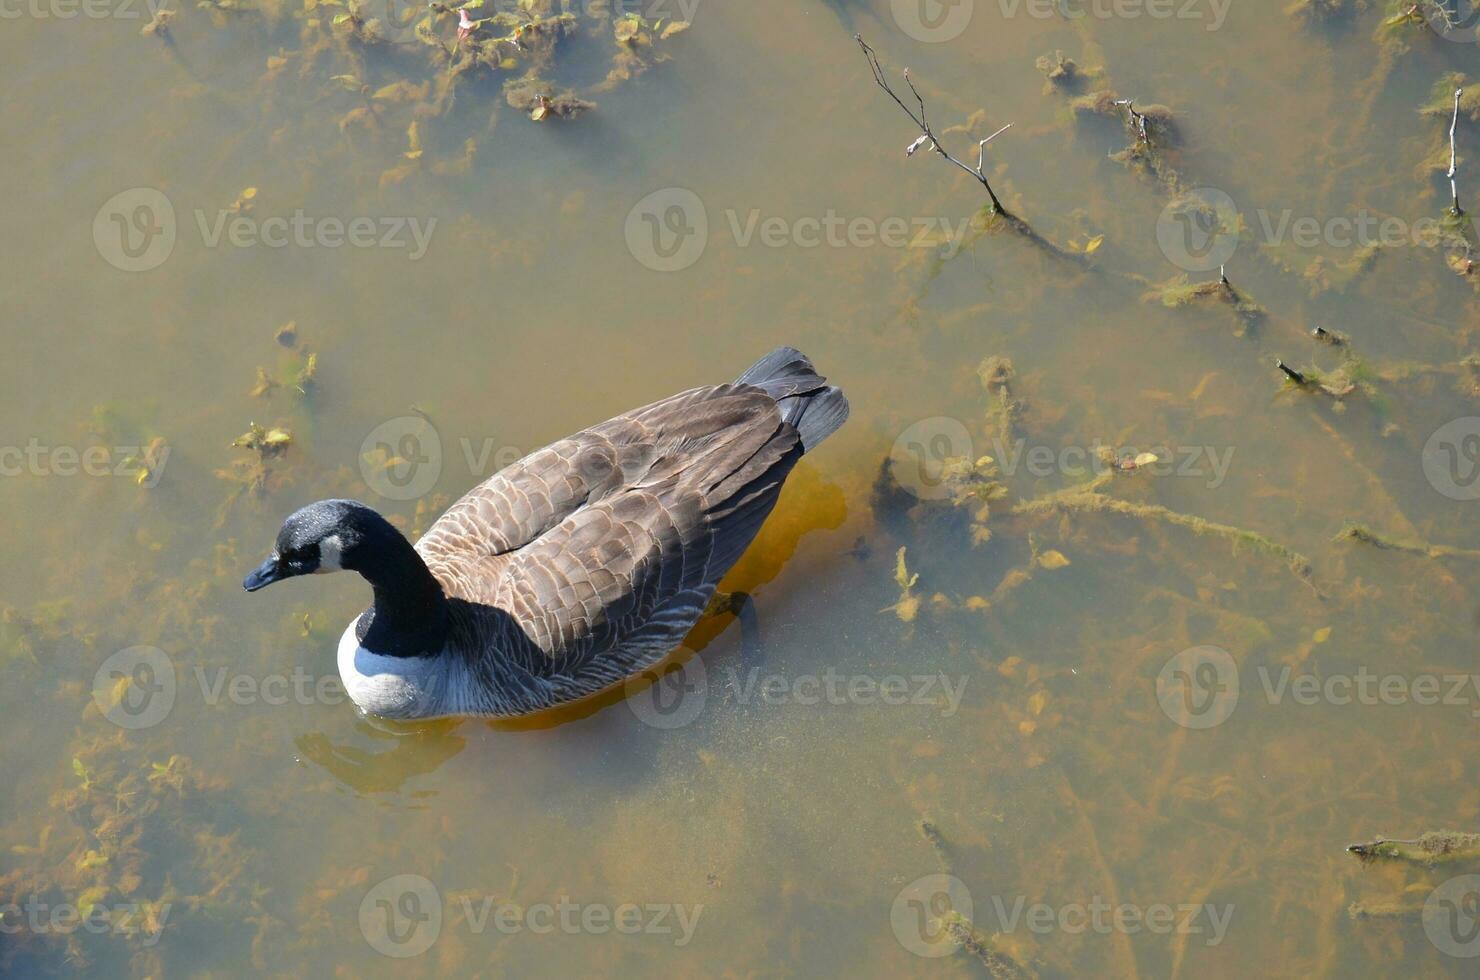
xmin=884 ymin=546 xmax=922 ymax=622
xmin=1011 ymin=478 xmax=1319 ymax=594
xmin=150 ymin=0 xmax=695 ymax=179
xmin=1348 ymin=831 xmax=1480 ymax=865
xmin=117 ymin=437 xmax=170 ymax=488
xmin=1065 ymin=88 xmax=1180 ymax=190
xmin=250 ymin=347 xmax=318 ymax=399
xmin=1034 ymin=50 xmax=1101 ymax=94
xmin=215 ymin=422 xmax=297 ymax=525
xmin=1142 ymin=270 xmax=1265 ymax=336
xmin=1275 ymin=345 xmax=1379 ymax=404
xmin=945 ymin=911 xmax=1035 ymax=978
xmin=1335 ymin=523 xmax=1480 ymax=559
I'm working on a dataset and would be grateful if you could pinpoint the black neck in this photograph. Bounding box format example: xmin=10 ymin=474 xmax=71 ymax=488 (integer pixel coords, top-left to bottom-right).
xmin=350 ymin=522 xmax=450 ymax=659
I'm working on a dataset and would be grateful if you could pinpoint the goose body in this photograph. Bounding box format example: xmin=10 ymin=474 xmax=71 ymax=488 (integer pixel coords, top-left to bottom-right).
xmin=246 ymin=347 xmax=849 ymax=720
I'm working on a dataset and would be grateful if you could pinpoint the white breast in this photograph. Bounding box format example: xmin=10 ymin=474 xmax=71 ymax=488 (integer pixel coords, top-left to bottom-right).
xmin=336 ymin=622 xmax=459 ymax=719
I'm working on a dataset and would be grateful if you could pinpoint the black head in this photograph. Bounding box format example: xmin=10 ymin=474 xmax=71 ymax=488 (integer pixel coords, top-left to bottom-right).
xmin=243 ymin=499 xmax=390 ymax=592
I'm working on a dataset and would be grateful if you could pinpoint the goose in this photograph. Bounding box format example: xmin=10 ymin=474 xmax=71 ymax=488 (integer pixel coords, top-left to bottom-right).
xmin=243 ymin=347 xmax=849 ymax=720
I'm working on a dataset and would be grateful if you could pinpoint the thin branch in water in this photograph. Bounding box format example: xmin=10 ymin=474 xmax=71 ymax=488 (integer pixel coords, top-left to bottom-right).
xmin=1114 ymin=98 xmax=1149 ymax=142
xmin=856 ymin=34 xmax=1009 ymax=215
xmin=974 ymin=124 xmax=1014 ymax=183
xmin=1276 ymin=359 xmax=1307 ymax=385
xmin=1450 ymin=87 xmax=1463 ymax=215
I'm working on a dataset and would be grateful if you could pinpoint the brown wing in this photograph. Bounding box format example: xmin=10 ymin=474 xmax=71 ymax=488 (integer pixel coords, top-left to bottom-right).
xmin=418 ymin=383 xmax=802 ymax=680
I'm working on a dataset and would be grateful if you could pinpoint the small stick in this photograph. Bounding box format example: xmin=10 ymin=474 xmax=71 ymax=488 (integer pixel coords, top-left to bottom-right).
xmin=1114 ymin=98 xmax=1148 ymax=142
xmin=857 ymin=34 xmax=1010 ymax=215
xmin=1449 ymin=87 xmax=1463 ymax=216
xmin=977 ymin=123 xmax=1013 ymax=176
xmin=1275 ymin=359 xmax=1307 ymax=385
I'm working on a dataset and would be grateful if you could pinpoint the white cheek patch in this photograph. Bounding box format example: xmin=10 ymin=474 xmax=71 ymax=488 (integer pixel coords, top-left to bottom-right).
xmin=317 ymin=534 xmax=345 ymax=572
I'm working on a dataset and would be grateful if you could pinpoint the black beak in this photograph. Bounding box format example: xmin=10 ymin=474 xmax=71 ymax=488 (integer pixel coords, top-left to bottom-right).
xmin=243 ymin=556 xmax=285 ymax=593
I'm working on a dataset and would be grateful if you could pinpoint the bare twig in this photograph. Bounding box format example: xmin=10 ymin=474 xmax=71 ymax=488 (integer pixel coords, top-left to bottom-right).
xmin=857 ymin=34 xmax=1009 ymax=215
xmin=1114 ymin=98 xmax=1149 ymax=142
xmin=1450 ymin=87 xmax=1463 ymax=215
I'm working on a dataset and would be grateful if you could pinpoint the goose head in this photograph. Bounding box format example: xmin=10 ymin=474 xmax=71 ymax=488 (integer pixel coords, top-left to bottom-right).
xmin=243 ymin=499 xmax=392 ymax=592
xmin=244 ymin=499 xmax=450 ymax=658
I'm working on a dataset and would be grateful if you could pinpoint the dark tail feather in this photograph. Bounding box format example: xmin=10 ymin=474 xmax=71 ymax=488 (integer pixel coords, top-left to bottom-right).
xmin=737 ymin=347 xmax=850 ymax=452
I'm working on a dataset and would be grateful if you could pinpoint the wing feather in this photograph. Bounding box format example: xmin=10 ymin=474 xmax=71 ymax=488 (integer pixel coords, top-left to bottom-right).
xmin=419 ymin=381 xmax=807 ymax=705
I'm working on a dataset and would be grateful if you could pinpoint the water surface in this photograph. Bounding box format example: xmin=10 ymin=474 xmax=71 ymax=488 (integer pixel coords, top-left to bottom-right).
xmin=4 ymin=0 xmax=1480 ymax=976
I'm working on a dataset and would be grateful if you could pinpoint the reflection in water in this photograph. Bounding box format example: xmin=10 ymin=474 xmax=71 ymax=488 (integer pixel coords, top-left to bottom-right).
xmin=296 ymin=718 xmax=467 ymax=796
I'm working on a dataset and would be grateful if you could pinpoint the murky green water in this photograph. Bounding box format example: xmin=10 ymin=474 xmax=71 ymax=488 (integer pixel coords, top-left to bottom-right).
xmin=5 ymin=0 xmax=1480 ymax=975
